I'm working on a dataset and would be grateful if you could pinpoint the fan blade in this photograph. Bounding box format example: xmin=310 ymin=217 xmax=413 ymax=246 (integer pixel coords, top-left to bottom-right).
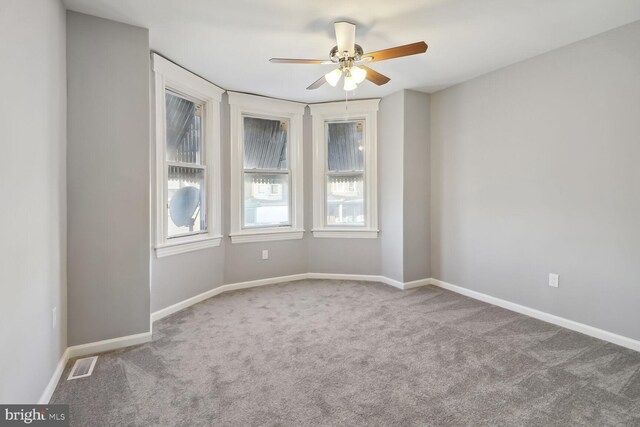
xmin=361 ymin=41 xmax=428 ymax=63
xmin=360 ymin=66 xmax=390 ymax=86
xmin=306 ymin=75 xmax=326 ymax=90
xmin=269 ymin=58 xmax=332 ymax=64
xmin=334 ymin=21 xmax=356 ymax=56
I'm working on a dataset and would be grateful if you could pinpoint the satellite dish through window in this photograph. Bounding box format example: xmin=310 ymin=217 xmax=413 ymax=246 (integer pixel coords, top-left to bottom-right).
xmin=169 ymin=186 xmax=201 ymax=231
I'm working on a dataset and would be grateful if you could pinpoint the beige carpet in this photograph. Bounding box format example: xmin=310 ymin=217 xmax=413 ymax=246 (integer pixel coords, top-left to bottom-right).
xmin=52 ymin=279 xmax=640 ymax=426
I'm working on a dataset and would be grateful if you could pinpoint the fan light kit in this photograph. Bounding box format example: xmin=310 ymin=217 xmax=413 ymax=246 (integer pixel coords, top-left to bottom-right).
xmin=270 ymin=21 xmax=428 ymax=92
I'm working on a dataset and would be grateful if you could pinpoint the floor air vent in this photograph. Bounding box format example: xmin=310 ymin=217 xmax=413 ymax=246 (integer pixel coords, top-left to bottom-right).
xmin=67 ymin=356 xmax=98 ymax=380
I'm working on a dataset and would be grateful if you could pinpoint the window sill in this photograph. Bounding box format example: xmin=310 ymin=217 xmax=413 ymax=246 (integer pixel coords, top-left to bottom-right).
xmin=155 ymin=235 xmax=222 ymax=258
xmin=230 ymin=229 xmax=304 ymax=244
xmin=312 ymin=229 xmax=379 ymax=239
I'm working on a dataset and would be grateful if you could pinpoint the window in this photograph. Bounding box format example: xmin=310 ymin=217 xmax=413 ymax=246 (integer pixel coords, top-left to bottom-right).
xmin=310 ymin=99 xmax=379 ymax=238
xmin=229 ymin=92 xmax=305 ymax=243
xmin=166 ymin=91 xmax=206 ymax=238
xmin=242 ymin=116 xmax=290 ymax=228
xmin=326 ymin=121 xmax=365 ymax=226
xmin=153 ymin=54 xmax=223 ymax=257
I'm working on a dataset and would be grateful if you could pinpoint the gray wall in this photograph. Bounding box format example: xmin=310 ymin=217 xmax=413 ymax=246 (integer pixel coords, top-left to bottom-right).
xmin=378 ymin=89 xmax=432 ymax=284
xmin=67 ymin=12 xmax=150 ymax=345
xmin=379 ymin=91 xmax=405 ymax=282
xmin=225 ymin=240 xmax=309 ymax=282
xmin=403 ymin=90 xmax=431 ymax=282
xmin=430 ymin=21 xmax=640 ymax=340
xmin=0 ymin=0 xmax=67 ymax=402
xmin=151 ymin=247 xmax=225 ymax=311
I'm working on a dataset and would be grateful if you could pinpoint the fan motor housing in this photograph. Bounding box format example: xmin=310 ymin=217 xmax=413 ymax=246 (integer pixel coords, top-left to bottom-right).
xmin=330 ymin=44 xmax=364 ymax=63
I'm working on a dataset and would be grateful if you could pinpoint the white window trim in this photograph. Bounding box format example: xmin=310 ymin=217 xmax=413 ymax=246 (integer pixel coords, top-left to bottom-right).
xmin=152 ymin=54 xmax=224 ymax=257
xmin=309 ymin=99 xmax=380 ymax=239
xmin=228 ymin=92 xmax=306 ymax=244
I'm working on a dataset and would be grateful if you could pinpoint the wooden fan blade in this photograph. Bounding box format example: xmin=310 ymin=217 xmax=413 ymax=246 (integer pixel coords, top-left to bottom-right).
xmin=269 ymin=58 xmax=331 ymax=64
xmin=360 ymin=66 xmax=390 ymax=86
xmin=361 ymin=41 xmax=428 ymax=63
xmin=306 ymin=75 xmax=326 ymax=90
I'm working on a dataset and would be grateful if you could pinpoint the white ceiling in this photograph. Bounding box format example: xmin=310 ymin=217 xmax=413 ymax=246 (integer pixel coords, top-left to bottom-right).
xmin=63 ymin=0 xmax=640 ymax=103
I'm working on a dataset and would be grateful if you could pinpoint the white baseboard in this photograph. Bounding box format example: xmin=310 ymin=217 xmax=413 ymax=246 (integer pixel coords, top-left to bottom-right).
xmin=430 ymin=278 xmax=640 ymax=353
xmin=306 ymin=273 xmax=433 ymax=291
xmin=151 ymin=287 xmax=223 ymax=324
xmin=403 ymin=278 xmax=432 ymax=289
xmin=219 ymin=273 xmax=309 ymax=292
xmin=67 ymin=331 xmax=152 ymax=359
xmin=306 ymin=272 xmax=404 ymax=289
xmin=151 ymin=273 xmax=309 ymax=323
xmin=38 ymin=348 xmax=70 ymax=404
xmin=151 ymin=273 xmax=431 ymax=323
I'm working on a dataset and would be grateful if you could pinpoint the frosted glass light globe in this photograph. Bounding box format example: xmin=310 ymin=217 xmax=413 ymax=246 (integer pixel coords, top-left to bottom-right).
xmin=324 ymin=68 xmax=342 ymax=87
xmin=350 ymin=66 xmax=367 ymax=84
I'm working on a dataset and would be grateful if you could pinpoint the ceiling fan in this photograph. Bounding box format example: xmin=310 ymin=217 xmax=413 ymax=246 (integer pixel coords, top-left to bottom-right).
xmin=269 ymin=22 xmax=428 ymax=91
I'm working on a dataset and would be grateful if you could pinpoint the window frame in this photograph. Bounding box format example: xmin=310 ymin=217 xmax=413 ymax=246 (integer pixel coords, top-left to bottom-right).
xmin=152 ymin=54 xmax=224 ymax=257
xmin=228 ymin=92 xmax=305 ymax=243
xmin=309 ymin=99 xmax=380 ymax=238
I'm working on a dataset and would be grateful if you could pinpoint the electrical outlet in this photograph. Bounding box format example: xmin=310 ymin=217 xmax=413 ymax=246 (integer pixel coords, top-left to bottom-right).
xmin=262 ymin=250 xmax=269 ymax=260
xmin=52 ymin=307 xmax=57 ymax=329
xmin=549 ymin=273 xmax=559 ymax=288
